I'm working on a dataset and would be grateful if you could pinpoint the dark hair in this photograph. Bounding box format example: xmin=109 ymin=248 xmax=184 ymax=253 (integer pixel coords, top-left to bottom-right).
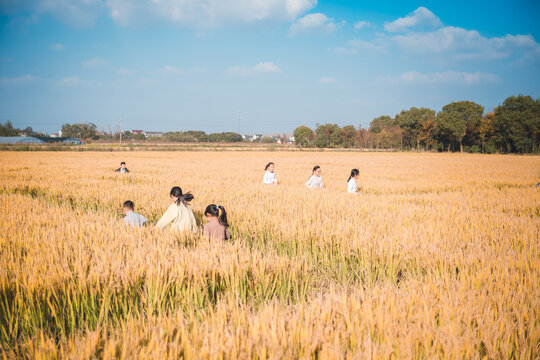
xmin=123 ymin=200 xmax=134 ymax=210
xmin=264 ymin=162 xmax=274 ymax=171
xmin=170 ymin=186 xmax=194 ymax=206
xmin=308 ymin=165 xmax=321 ymax=180
xmin=348 ymin=169 xmax=359 ymax=182
xmin=204 ymin=204 xmax=229 ymax=228
xmin=121 ymin=162 xmax=126 ymax=165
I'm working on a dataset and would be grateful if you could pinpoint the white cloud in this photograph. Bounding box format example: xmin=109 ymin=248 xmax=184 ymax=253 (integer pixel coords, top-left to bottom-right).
xmin=384 ymin=7 xmax=441 ymax=33
xmin=353 ymin=21 xmax=370 ymax=30
xmin=108 ymin=0 xmax=316 ymax=27
xmin=50 ymin=43 xmax=64 ymax=51
xmin=379 ymin=71 xmax=499 ymax=85
xmin=156 ymin=65 xmax=184 ymax=75
xmin=1 ymin=0 xmax=317 ymax=27
xmin=318 ymin=76 xmax=336 ymax=84
xmin=83 ymin=57 xmax=107 ymax=67
xmin=333 ymin=39 xmax=385 ymax=54
xmin=0 ymin=74 xmax=36 ymax=85
xmin=290 ymin=12 xmax=339 ymax=36
xmin=226 ymin=62 xmax=281 ymax=76
xmin=391 ymin=26 xmax=540 ymax=60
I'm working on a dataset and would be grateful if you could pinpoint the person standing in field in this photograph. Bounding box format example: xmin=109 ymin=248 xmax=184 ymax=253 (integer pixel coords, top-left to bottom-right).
xmin=122 ymin=200 xmax=148 ymax=227
xmin=263 ymin=162 xmax=278 ymax=185
xmin=306 ymin=165 xmax=324 ymax=189
xmin=203 ymin=204 xmax=231 ymax=241
xmin=115 ymin=162 xmax=129 ymax=173
xmin=347 ymin=169 xmax=360 ymax=194
xmin=156 ymin=186 xmax=197 ymax=232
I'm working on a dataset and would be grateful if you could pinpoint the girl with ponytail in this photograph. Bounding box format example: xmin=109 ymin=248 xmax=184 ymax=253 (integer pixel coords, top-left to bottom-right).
xmin=347 ymin=169 xmax=360 ymax=194
xmin=203 ymin=204 xmax=231 ymax=241
xmin=156 ymin=186 xmax=197 ymax=232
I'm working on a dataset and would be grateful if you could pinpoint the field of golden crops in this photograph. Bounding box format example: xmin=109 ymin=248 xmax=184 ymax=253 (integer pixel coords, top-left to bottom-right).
xmin=0 ymin=151 xmax=538 ymax=359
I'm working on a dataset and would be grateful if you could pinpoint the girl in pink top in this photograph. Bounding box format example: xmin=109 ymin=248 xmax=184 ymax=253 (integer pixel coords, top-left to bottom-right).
xmin=203 ymin=204 xmax=231 ymax=241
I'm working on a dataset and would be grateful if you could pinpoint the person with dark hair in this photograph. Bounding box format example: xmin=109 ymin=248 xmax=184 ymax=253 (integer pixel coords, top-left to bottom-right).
xmin=115 ymin=162 xmax=129 ymax=173
xmin=306 ymin=165 xmax=324 ymax=189
xmin=347 ymin=169 xmax=360 ymax=194
xmin=156 ymin=186 xmax=197 ymax=232
xmin=203 ymin=204 xmax=231 ymax=241
xmin=122 ymin=200 xmax=148 ymax=227
xmin=263 ymin=162 xmax=278 ymax=185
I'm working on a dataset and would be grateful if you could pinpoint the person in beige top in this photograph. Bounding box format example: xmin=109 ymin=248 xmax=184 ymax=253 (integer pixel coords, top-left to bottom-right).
xmin=203 ymin=204 xmax=231 ymax=241
xmin=156 ymin=186 xmax=197 ymax=232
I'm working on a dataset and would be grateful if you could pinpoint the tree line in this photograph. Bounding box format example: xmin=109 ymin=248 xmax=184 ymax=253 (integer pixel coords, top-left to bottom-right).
xmin=294 ymin=95 xmax=539 ymax=153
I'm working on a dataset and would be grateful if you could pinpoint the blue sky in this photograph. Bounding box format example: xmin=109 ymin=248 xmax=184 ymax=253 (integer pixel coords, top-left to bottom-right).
xmin=1 ymin=0 xmax=539 ymax=134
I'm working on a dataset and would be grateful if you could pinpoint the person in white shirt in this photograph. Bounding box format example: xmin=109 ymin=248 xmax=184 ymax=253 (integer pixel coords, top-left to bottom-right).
xmin=262 ymin=162 xmax=278 ymax=185
xmin=123 ymin=200 xmax=148 ymax=227
xmin=347 ymin=169 xmax=359 ymax=194
xmin=156 ymin=186 xmax=197 ymax=232
xmin=306 ymin=165 xmax=324 ymax=189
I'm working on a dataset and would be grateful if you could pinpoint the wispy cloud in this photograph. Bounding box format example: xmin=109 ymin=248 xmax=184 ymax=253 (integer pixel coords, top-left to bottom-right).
xmin=0 ymin=74 xmax=36 ymax=85
xmin=109 ymin=0 xmax=317 ymax=27
xmin=226 ymin=62 xmax=281 ymax=76
xmin=332 ymin=39 xmax=385 ymax=54
xmin=384 ymin=7 xmax=441 ymax=33
xmin=290 ymin=13 xmax=341 ymax=36
xmin=318 ymin=76 xmax=336 ymax=84
xmin=379 ymin=71 xmax=499 ymax=85
xmin=155 ymin=65 xmax=184 ymax=75
xmin=82 ymin=57 xmax=107 ymax=67
xmin=50 ymin=43 xmax=64 ymax=51
xmin=353 ymin=21 xmax=370 ymax=30
xmin=56 ymin=76 xmax=99 ymax=86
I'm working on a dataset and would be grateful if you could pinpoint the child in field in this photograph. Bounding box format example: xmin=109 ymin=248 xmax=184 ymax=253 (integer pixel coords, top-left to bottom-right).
xmin=306 ymin=165 xmax=324 ymax=189
xmin=347 ymin=169 xmax=359 ymax=194
xmin=123 ymin=200 xmax=148 ymax=227
xmin=203 ymin=204 xmax=231 ymax=241
xmin=115 ymin=162 xmax=129 ymax=173
xmin=263 ymin=162 xmax=278 ymax=185
xmin=156 ymin=186 xmax=197 ymax=232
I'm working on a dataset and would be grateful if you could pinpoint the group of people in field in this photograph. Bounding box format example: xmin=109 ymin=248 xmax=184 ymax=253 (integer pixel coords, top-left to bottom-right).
xmin=116 ymin=160 xmax=361 ymax=241
xmin=263 ymin=162 xmax=360 ymax=194
xmin=117 ymin=161 xmax=230 ymax=241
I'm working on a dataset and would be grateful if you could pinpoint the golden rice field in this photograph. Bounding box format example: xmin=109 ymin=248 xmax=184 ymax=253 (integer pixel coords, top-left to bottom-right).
xmin=0 ymin=151 xmax=539 ymax=359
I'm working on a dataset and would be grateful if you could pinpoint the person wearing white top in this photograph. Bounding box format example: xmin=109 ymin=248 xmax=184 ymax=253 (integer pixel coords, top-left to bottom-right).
xmin=347 ymin=168 xmax=359 ymax=194
xmin=306 ymin=165 xmax=324 ymax=188
xmin=263 ymin=162 xmax=278 ymax=185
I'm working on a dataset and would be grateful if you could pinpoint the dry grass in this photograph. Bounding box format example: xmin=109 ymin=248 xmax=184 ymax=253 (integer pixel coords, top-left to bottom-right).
xmin=0 ymin=151 xmax=538 ymax=359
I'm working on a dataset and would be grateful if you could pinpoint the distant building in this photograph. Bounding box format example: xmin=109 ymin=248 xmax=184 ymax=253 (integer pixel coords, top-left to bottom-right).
xmin=131 ymin=130 xmax=145 ymax=135
xmin=145 ymin=131 xmax=164 ymax=137
xmin=50 ymin=130 xmax=62 ymax=138
xmin=0 ymin=136 xmax=45 ymax=144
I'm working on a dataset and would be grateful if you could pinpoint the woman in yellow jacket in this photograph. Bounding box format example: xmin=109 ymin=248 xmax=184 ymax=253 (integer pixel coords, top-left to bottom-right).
xmin=156 ymin=186 xmax=197 ymax=232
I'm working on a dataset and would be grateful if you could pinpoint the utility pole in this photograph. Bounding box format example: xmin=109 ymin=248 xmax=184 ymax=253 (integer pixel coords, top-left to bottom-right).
xmin=119 ymin=117 xmax=122 ymax=144
xmin=238 ymin=112 xmax=241 ymax=134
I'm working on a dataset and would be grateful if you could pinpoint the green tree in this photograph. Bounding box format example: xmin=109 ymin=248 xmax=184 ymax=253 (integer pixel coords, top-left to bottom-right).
xmin=341 ymin=125 xmax=357 ymax=148
xmin=396 ymin=107 xmax=436 ymax=149
xmin=494 ymin=95 xmax=540 ymax=153
xmin=314 ymin=123 xmax=342 ymax=148
xmin=417 ymin=116 xmax=438 ymax=150
xmin=293 ymin=126 xmax=314 ymax=147
xmin=368 ymin=116 xmax=401 ymax=149
xmin=368 ymin=116 xmax=394 ymax=134
xmin=437 ymin=101 xmax=483 ymax=152
xmin=479 ymin=112 xmax=498 ymax=153
xmin=61 ymin=123 xmax=98 ymax=140
xmin=0 ymin=121 xmax=20 ymax=136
